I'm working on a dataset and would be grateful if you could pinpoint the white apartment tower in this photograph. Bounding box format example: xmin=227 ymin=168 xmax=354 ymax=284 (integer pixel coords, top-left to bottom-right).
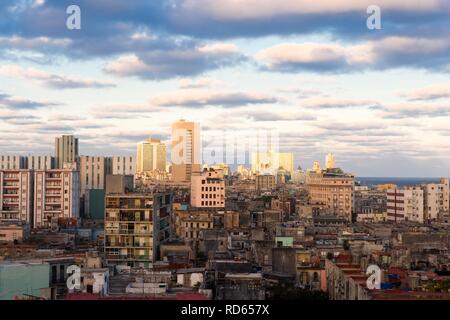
xmin=33 ymin=165 xmax=80 ymax=228
xmin=55 ymin=135 xmax=79 ymax=168
xmin=27 ymin=155 xmax=55 ymax=170
xmin=112 ymin=156 xmax=136 ymax=175
xmin=387 ymin=187 xmax=424 ymax=223
xmin=423 ymin=179 xmax=449 ymax=221
xmin=79 ymin=156 xmax=112 ymax=196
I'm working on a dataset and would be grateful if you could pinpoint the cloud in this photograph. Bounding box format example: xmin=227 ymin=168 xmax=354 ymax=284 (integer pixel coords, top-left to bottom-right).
xmin=178 ymin=77 xmax=227 ymax=89
xmin=162 ymin=0 xmax=450 ymax=39
xmin=300 ymin=97 xmax=378 ymax=109
xmin=0 ymin=92 xmax=59 ymax=109
xmin=255 ymin=37 xmax=450 ymax=73
xmin=0 ymin=65 xmax=116 ymax=89
xmin=104 ymin=43 xmax=245 ymax=79
xmin=380 ymin=102 xmax=450 ymax=118
xmin=90 ymin=104 xmax=164 ymax=119
xmin=0 ymin=108 xmax=40 ymax=121
xmin=151 ymin=90 xmax=279 ymax=107
xmin=174 ymin=0 xmax=449 ymax=19
xmin=246 ymin=111 xmax=316 ymax=122
xmin=400 ymin=84 xmax=450 ymax=101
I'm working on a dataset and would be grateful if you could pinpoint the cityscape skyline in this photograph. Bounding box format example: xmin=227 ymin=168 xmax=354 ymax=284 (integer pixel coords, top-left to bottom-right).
xmin=2 ymin=1 xmax=450 ymax=304
xmin=1 ymin=1 xmax=450 ymax=176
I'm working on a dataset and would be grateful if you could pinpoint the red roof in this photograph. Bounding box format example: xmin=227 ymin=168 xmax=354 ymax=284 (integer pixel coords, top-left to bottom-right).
xmin=65 ymin=293 xmax=208 ymax=300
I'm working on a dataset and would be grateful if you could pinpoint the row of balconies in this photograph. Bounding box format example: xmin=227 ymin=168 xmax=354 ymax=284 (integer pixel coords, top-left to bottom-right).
xmin=105 ymin=229 xmax=152 ymax=235
xmin=105 ymin=242 xmax=152 ymax=247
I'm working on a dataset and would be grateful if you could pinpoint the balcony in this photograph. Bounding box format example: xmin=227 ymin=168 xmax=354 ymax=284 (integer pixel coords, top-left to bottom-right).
xmin=3 ymin=184 xmax=19 ymax=188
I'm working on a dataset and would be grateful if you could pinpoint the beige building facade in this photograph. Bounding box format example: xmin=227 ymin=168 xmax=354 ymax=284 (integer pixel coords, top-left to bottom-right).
xmin=136 ymin=138 xmax=166 ymax=174
xmin=307 ymin=169 xmax=354 ymax=220
xmin=190 ymin=168 xmax=225 ymax=208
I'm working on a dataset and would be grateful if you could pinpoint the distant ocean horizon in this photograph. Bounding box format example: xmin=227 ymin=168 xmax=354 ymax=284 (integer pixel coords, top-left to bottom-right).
xmin=356 ymin=177 xmax=447 ymax=187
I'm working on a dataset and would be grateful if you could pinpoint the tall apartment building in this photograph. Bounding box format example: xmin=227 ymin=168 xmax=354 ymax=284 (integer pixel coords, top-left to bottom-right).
xmin=33 ymin=165 xmax=80 ymax=228
xmin=171 ymin=120 xmax=201 ymax=182
xmin=307 ymin=168 xmax=355 ymax=221
xmin=0 ymin=155 xmax=27 ymax=170
xmin=0 ymin=170 xmax=33 ymax=224
xmin=190 ymin=168 xmax=225 ymax=208
xmin=252 ymin=151 xmax=294 ymax=175
xmin=112 ymin=156 xmax=135 ymax=175
xmin=79 ymin=156 xmax=112 ymax=196
xmin=104 ymin=193 xmax=173 ymax=267
xmin=27 ymin=155 xmax=55 ymax=170
xmin=54 ymin=135 xmax=78 ymax=169
xmin=387 ymin=187 xmax=424 ymax=223
xmin=422 ymin=179 xmax=449 ymax=221
xmin=136 ymin=138 xmax=166 ymax=173
xmin=256 ymin=174 xmax=276 ymax=192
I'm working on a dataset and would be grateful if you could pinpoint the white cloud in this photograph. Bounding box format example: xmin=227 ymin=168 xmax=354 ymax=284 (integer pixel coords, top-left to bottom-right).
xmin=255 ymin=36 xmax=450 ymax=72
xmin=151 ymin=90 xmax=279 ymax=107
xmin=0 ymin=65 xmax=115 ymax=89
xmin=179 ymin=0 xmax=449 ymax=20
xmin=400 ymin=84 xmax=450 ymax=101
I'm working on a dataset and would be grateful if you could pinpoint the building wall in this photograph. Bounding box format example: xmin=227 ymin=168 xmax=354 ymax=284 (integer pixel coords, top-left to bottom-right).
xmin=104 ymin=193 xmax=172 ymax=267
xmin=33 ymin=168 xmax=80 ymax=228
xmin=256 ymin=174 xmax=275 ymax=192
xmin=136 ymin=139 xmax=166 ymax=173
xmin=54 ymin=135 xmax=78 ymax=169
xmin=308 ymin=171 xmax=354 ymax=221
xmin=171 ymin=120 xmax=200 ymax=182
xmin=423 ymin=182 xmax=449 ymax=221
xmin=0 ymin=155 xmax=26 ymax=170
xmin=85 ymin=189 xmax=106 ymax=220
xmin=0 ymin=225 xmax=27 ymax=242
xmin=0 ymin=262 xmax=50 ymax=300
xmin=112 ymin=156 xmax=135 ymax=175
xmin=79 ymin=156 xmax=112 ymax=196
xmin=27 ymin=155 xmax=54 ymax=170
xmin=387 ymin=187 xmax=424 ymax=223
xmin=251 ymin=152 xmax=294 ymax=175
xmin=0 ymin=170 xmax=33 ymax=224
xmin=190 ymin=168 xmax=225 ymax=208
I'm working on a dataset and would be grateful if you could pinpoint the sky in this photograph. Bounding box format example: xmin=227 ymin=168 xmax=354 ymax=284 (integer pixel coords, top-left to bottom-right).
xmin=0 ymin=0 xmax=450 ymax=177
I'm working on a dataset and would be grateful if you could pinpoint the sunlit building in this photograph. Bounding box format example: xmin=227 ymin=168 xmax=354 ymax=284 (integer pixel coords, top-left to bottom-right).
xmin=136 ymin=138 xmax=166 ymax=174
xmin=251 ymin=150 xmax=294 ymax=175
xmin=307 ymin=168 xmax=355 ymax=221
xmin=190 ymin=168 xmax=225 ymax=208
xmin=171 ymin=120 xmax=201 ymax=182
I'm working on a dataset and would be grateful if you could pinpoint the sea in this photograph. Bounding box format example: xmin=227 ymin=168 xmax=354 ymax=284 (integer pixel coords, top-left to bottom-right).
xmin=356 ymin=177 xmax=446 ymax=188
